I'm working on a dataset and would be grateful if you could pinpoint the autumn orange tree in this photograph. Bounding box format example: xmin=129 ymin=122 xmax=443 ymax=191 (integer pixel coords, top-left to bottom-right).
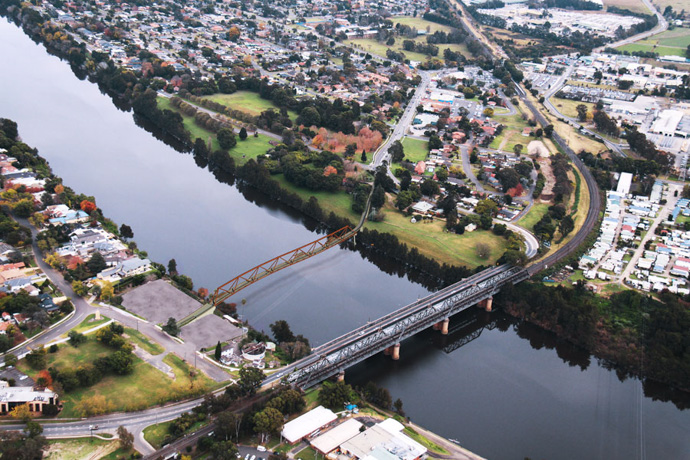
xmin=80 ymin=200 xmax=97 ymax=212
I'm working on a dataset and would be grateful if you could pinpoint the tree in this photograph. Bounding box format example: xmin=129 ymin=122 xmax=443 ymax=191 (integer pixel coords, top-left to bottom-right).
xmin=317 ymin=380 xmax=353 ymax=410
xmin=9 ymin=403 xmax=32 ymax=422
xmin=215 ymin=341 xmax=222 ymax=361
xmin=74 ymin=394 xmax=114 ymax=417
xmin=26 ymin=347 xmax=47 ymax=370
xmin=117 ymin=426 xmax=134 ymax=451
xmin=79 ymin=200 xmax=97 ymax=213
xmin=168 ymin=259 xmax=178 ymax=275
xmin=371 ymin=185 xmax=386 ymax=209
xmin=86 ymin=251 xmax=107 ymax=274
xmin=361 ymin=150 xmax=367 ymax=163
xmin=239 ymin=127 xmax=248 ymax=140
xmin=253 ymin=407 xmax=284 ymax=443
xmin=68 ymin=330 xmax=87 ymax=347
xmin=238 ymin=367 xmax=265 ymax=396
xmin=210 ymin=441 xmax=239 ymax=460
xmin=71 ymin=280 xmax=88 ymax=297
xmin=25 ymin=421 xmax=43 ymax=438
xmin=389 ymin=140 xmax=404 ymax=163
xmin=576 ymin=104 xmax=588 ymax=122
xmin=119 ymin=224 xmax=133 ymax=239
xmin=217 ymin=128 xmax=237 ymax=150
xmin=559 ymin=215 xmax=575 ymax=238
xmin=4 ymin=354 xmax=17 ymax=367
xmin=513 ymin=144 xmax=523 ymax=155
xmin=394 ymin=398 xmax=405 ymax=416
xmin=270 ymin=320 xmax=295 ymax=344
xmin=476 ymin=242 xmax=491 ymax=259
xmin=0 ymin=430 xmax=48 ymax=459
xmin=475 ymin=199 xmax=498 ymax=216
xmin=100 ymin=281 xmax=114 ymax=301
xmin=163 ymin=317 xmax=180 ymax=336
xmin=435 ymin=168 xmax=449 ymax=182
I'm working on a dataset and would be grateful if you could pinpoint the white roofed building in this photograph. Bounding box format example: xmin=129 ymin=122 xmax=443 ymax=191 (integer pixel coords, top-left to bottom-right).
xmin=281 ymin=406 xmax=337 ymax=444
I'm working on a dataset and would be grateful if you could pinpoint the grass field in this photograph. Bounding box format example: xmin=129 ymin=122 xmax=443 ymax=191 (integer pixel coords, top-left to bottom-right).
xmin=519 ymin=202 xmax=550 ymax=231
xmin=143 ymin=421 xmax=174 ymax=449
xmin=365 ymin=205 xmax=509 ymax=267
xmin=124 ymin=327 xmax=164 ymax=355
xmin=488 ymin=110 xmax=531 ymax=153
xmin=17 ymin=340 xmax=218 ymax=417
xmin=347 ymin=17 xmax=469 ymax=62
xmin=401 ymin=137 xmax=428 ymax=163
xmin=202 ymin=91 xmax=298 ymax=121
xmin=523 ymin=87 xmax=606 ymax=155
xmin=550 ymin=98 xmax=596 ymax=120
xmin=45 ymin=437 xmax=131 ymax=460
xmin=157 ymin=96 xmax=274 ymax=165
xmin=602 ymin=0 xmax=650 ymax=14
xmin=69 ymin=314 xmax=110 ymax=335
xmin=618 ymin=41 xmax=688 ymax=58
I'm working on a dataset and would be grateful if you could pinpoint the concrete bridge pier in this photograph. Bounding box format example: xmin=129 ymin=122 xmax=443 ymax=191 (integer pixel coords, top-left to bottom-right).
xmin=479 ymin=297 xmax=493 ymax=312
xmin=441 ymin=318 xmax=449 ymax=335
xmin=337 ymin=371 xmax=345 ymax=382
xmin=392 ymin=343 xmax=400 ymax=361
xmin=383 ymin=346 xmax=392 ymax=356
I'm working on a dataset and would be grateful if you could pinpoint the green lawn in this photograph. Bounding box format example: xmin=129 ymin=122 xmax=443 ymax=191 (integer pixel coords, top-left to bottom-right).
xmin=69 ymin=314 xmax=110 ymax=335
xmin=296 ymin=446 xmax=318 ymax=460
xmin=488 ymin=111 xmax=531 ymax=152
xmin=202 ymin=91 xmax=298 ymax=121
xmin=401 ymin=137 xmax=429 ymax=163
xmin=17 ymin=340 xmax=218 ymax=417
xmin=519 ymin=202 xmax=550 ymax=231
xmin=617 ymin=28 xmax=690 ymax=57
xmin=143 ymin=421 xmax=173 ymax=449
xmin=124 ymin=327 xmax=164 ymax=355
xmin=364 ymin=207 xmax=509 ymax=267
xmin=157 ymin=96 xmax=274 ymax=165
xmin=403 ymin=426 xmax=450 ymax=455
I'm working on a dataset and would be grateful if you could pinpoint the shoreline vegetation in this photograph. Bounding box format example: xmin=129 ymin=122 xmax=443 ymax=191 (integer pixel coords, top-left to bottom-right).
xmin=1 ymin=2 xmax=689 ymax=404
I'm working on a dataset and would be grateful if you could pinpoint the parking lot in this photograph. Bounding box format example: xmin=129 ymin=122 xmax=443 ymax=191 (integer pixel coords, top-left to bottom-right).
xmin=122 ymin=279 xmax=201 ymax=324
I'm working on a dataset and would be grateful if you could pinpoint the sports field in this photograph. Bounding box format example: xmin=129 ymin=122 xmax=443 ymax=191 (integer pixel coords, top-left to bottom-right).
xmin=617 ymin=28 xmax=690 ymax=58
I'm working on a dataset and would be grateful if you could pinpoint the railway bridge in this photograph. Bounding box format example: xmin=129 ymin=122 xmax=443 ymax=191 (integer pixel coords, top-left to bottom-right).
xmin=267 ymin=264 xmax=528 ymax=389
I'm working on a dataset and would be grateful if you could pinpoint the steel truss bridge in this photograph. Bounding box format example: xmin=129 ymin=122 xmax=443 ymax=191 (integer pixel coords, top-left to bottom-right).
xmin=270 ymin=264 xmax=528 ymax=389
xmin=178 ymin=226 xmax=356 ymax=327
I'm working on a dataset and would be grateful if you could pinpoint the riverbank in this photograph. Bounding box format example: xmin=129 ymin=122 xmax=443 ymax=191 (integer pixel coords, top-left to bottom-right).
xmin=497 ymin=281 xmax=690 ymax=405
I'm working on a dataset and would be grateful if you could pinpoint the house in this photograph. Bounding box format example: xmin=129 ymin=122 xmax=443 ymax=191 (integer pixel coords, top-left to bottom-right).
xmin=0 ymin=381 xmax=59 ymax=414
xmin=97 ymin=257 xmax=152 ymax=282
xmin=39 ymin=294 xmax=59 ymax=312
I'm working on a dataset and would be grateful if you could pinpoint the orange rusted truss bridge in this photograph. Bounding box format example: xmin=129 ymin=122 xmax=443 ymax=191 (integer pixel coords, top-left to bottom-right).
xmin=211 ymin=225 xmax=355 ymax=306
xmin=177 ymin=183 xmax=373 ymax=327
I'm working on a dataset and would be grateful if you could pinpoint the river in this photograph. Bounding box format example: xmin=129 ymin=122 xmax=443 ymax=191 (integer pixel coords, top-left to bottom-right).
xmin=1 ymin=19 xmax=689 ymax=460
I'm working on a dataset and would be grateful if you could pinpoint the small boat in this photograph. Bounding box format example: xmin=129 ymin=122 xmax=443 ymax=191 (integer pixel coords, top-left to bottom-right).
xmin=449 ymin=439 xmax=461 ymax=445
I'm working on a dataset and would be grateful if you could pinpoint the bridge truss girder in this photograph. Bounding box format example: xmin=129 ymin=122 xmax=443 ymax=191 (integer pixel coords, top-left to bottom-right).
xmin=288 ymin=266 xmax=528 ymax=388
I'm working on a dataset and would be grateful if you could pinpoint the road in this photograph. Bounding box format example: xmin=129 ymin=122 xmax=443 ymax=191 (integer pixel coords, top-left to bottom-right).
xmin=370 ymin=70 xmax=435 ymax=169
